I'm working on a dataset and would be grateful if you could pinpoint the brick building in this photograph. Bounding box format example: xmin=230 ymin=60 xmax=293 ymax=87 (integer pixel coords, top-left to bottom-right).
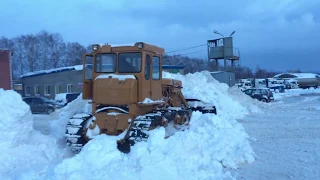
xmin=0 ymin=49 xmax=12 ymax=90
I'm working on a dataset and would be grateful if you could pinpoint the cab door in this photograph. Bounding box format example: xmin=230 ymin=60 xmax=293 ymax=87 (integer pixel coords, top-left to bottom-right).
xmin=151 ymin=55 xmax=162 ymax=100
xmin=82 ymin=54 xmax=93 ymax=99
xmin=143 ymin=54 xmax=152 ymax=98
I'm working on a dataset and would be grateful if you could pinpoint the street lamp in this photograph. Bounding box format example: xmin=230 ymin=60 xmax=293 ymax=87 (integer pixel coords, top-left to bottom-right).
xmin=229 ymin=31 xmax=236 ymax=37
xmin=214 ymin=30 xmax=236 ymax=37
xmin=213 ymin=30 xmax=224 ymax=37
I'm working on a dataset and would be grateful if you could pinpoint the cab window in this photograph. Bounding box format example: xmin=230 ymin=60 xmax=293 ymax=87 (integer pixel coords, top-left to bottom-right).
xmin=118 ymin=52 xmax=142 ymax=73
xmin=152 ymin=56 xmax=160 ymax=80
xmin=145 ymin=54 xmax=150 ymax=80
xmin=95 ymin=53 xmax=116 ymax=73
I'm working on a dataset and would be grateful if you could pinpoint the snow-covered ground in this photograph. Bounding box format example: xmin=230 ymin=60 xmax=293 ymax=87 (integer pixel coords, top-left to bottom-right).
xmin=1 ymin=71 xmax=320 ymax=180
xmin=232 ymin=94 xmax=320 ymax=179
xmin=273 ymin=88 xmax=320 ymax=101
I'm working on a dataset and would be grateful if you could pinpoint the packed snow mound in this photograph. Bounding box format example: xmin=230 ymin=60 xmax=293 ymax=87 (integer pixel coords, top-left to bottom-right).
xmin=0 ymin=89 xmax=33 ymax=148
xmin=54 ymin=112 xmax=254 ymax=180
xmin=163 ymin=71 xmax=261 ymax=117
xmin=53 ymin=71 xmax=256 ymax=180
xmin=49 ymin=94 xmax=91 ymax=139
xmin=0 ymin=89 xmax=69 ymax=179
xmin=228 ymin=86 xmax=265 ymax=113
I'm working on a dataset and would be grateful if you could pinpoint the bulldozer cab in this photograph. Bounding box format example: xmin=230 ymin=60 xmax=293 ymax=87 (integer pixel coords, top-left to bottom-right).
xmin=82 ymin=42 xmax=165 ymax=103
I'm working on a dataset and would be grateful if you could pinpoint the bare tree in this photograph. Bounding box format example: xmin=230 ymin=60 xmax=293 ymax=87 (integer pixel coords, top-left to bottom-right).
xmin=1 ymin=31 xmax=283 ymax=81
xmin=65 ymin=42 xmax=86 ymax=66
xmin=19 ymin=34 xmax=41 ymax=72
xmin=37 ymin=31 xmax=53 ymax=70
xmin=11 ymin=37 xmax=27 ymax=78
xmin=0 ymin=36 xmax=14 ymax=49
xmin=46 ymin=33 xmax=66 ymax=68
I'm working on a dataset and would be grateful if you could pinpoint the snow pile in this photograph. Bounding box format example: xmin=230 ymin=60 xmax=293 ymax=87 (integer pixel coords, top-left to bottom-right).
xmin=53 ymin=71 xmax=257 ymax=180
xmin=54 ymin=93 xmax=68 ymax=104
xmin=0 ymin=89 xmax=33 ymax=148
xmin=228 ymin=86 xmax=264 ymax=113
xmin=163 ymin=71 xmax=261 ymax=116
xmin=49 ymin=95 xmax=91 ymax=140
xmin=0 ymin=89 xmax=69 ymax=179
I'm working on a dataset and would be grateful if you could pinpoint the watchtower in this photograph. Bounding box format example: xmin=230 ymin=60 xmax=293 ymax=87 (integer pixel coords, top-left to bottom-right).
xmin=207 ymin=31 xmax=240 ymax=71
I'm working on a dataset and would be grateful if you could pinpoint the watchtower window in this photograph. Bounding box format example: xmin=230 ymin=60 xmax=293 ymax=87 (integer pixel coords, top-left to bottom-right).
xmin=152 ymin=56 xmax=160 ymax=80
xmin=118 ymin=52 xmax=142 ymax=73
xmin=95 ymin=53 xmax=116 ymax=73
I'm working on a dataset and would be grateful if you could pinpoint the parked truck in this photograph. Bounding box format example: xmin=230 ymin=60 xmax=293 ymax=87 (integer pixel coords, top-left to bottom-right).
xmin=249 ymin=78 xmax=285 ymax=92
xmin=273 ymin=73 xmax=320 ymax=89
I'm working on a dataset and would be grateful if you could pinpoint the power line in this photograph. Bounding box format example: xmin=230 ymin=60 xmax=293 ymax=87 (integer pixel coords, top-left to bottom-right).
xmin=172 ymin=49 xmax=207 ymax=56
xmin=11 ymin=45 xmax=208 ymax=60
xmin=165 ymin=44 xmax=207 ymax=54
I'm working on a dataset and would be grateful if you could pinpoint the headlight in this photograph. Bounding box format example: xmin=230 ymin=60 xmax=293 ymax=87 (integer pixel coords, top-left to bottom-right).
xmin=137 ymin=42 xmax=143 ymax=49
xmin=92 ymin=44 xmax=99 ymax=51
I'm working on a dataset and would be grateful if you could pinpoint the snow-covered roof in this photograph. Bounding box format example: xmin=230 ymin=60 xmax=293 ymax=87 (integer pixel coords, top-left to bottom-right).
xmin=290 ymin=73 xmax=320 ymax=78
xmin=20 ymin=65 xmax=83 ymax=79
xmin=98 ymin=43 xmax=136 ymax=47
xmin=274 ymin=73 xmax=320 ymax=79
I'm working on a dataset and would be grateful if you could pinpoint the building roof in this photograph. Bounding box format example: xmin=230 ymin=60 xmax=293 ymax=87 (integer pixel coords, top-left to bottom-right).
xmin=20 ymin=65 xmax=83 ymax=79
xmin=20 ymin=64 xmax=184 ymax=79
xmin=273 ymin=73 xmax=320 ymax=79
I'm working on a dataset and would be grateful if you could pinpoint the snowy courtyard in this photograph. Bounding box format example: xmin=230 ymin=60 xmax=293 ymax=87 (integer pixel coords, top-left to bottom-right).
xmin=233 ymin=93 xmax=320 ymax=179
xmin=1 ymin=72 xmax=320 ymax=180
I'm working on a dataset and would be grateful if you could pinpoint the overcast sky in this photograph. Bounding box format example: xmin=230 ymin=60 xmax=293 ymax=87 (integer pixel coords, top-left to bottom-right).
xmin=1 ymin=0 xmax=319 ymax=72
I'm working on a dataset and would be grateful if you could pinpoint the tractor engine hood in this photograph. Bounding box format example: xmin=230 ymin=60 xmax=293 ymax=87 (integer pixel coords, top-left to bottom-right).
xmin=93 ymin=74 xmax=138 ymax=105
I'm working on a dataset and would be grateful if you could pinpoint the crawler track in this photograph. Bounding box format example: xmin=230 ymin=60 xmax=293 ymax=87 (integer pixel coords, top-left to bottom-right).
xmin=65 ymin=106 xmax=216 ymax=154
xmin=65 ymin=113 xmax=92 ymax=153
